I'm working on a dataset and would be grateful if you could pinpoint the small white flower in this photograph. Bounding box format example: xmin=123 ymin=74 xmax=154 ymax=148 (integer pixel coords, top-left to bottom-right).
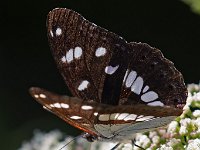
xmin=180 ymin=118 xmax=192 ymax=127
xmin=149 ymin=131 xmax=157 ymax=139
xmin=186 ymin=139 xmax=200 ymax=150
xmin=157 ymin=129 xmax=166 ymax=136
xmin=157 ymin=144 xmax=173 ymax=150
xmin=193 ymin=110 xmax=200 ymax=117
xmin=187 ymin=83 xmax=200 ymax=92
xmin=167 ymin=121 xmax=178 ymax=133
xmin=167 ymin=138 xmax=181 ymax=147
xmin=152 ymin=136 xmax=160 ymax=144
xmin=192 ymin=92 xmax=200 ymax=101
xmin=179 ymin=126 xmax=188 ymax=135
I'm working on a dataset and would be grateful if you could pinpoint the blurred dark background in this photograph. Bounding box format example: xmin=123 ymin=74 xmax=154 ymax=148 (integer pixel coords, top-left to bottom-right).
xmin=0 ymin=0 xmax=200 ymax=149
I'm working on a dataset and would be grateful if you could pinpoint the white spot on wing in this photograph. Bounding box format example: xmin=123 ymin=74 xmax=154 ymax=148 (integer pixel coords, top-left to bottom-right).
xmin=141 ymin=91 xmax=158 ymax=102
xmin=50 ymin=30 xmax=53 ymax=37
xmin=148 ymin=101 xmax=164 ymax=107
xmin=70 ymin=116 xmax=82 ymax=119
xmin=105 ymin=65 xmax=119 ymax=75
xmin=125 ymin=71 xmax=137 ymax=88
xmin=137 ymin=115 xmax=144 ymax=118
xmin=131 ymin=76 xmax=144 ymax=95
xmin=50 ymin=104 xmax=54 ymax=107
xmin=99 ymin=114 xmax=109 ymax=121
xmin=81 ymin=105 xmax=93 ymax=110
xmin=124 ymin=114 xmax=137 ymax=121
xmin=39 ymin=94 xmax=46 ymax=98
xmin=34 ymin=94 xmax=39 ymax=98
xmin=78 ymin=80 xmax=89 ymax=91
xmin=56 ymin=27 xmax=62 ymax=36
xmin=74 ymin=47 xmax=82 ymax=59
xmin=60 ymin=103 xmax=69 ymax=109
xmin=94 ymin=112 xmax=98 ymax=116
xmin=123 ymin=69 xmax=129 ymax=83
xmin=117 ymin=113 xmax=129 ymax=120
xmin=143 ymin=85 xmax=149 ymax=93
xmin=110 ymin=113 xmax=120 ymax=120
xmin=61 ymin=56 xmax=66 ymax=63
xmin=136 ymin=116 xmax=154 ymax=121
xmin=54 ymin=103 xmax=61 ymax=108
xmin=43 ymin=106 xmax=47 ymax=109
xmin=66 ymin=49 xmax=74 ymax=63
xmin=95 ymin=47 xmax=106 ymax=57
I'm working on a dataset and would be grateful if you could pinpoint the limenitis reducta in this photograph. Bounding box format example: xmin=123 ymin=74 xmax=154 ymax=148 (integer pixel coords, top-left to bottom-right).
xmin=30 ymin=8 xmax=187 ymax=148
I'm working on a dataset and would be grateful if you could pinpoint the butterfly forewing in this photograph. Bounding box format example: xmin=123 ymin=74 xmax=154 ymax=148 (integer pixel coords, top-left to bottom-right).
xmin=47 ymin=8 xmax=129 ymax=104
xmin=30 ymin=87 xmax=183 ymax=141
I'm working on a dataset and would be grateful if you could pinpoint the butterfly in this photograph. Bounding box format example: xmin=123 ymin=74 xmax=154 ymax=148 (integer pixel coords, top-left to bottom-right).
xmin=30 ymin=8 xmax=187 ymax=146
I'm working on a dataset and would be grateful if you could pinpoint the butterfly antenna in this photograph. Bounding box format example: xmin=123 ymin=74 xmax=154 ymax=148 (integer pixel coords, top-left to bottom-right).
xmin=58 ymin=134 xmax=82 ymax=150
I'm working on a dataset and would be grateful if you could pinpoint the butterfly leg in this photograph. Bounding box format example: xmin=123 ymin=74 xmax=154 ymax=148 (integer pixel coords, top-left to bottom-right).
xmin=132 ymin=139 xmax=145 ymax=150
xmin=110 ymin=143 xmax=121 ymax=150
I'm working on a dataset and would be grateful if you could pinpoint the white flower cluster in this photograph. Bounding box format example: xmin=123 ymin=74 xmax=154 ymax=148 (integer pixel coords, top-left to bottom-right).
xmin=18 ymin=130 xmax=75 ymax=150
xmin=18 ymin=83 xmax=200 ymax=150
xmin=18 ymin=129 xmax=118 ymax=150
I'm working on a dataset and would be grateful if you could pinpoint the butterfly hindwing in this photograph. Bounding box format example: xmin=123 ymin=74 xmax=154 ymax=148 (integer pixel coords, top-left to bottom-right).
xmin=119 ymin=42 xmax=187 ymax=107
xmin=47 ymin=8 xmax=129 ymax=103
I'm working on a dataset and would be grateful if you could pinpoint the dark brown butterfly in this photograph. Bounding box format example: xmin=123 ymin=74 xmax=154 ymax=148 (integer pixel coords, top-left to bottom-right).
xmin=30 ymin=8 xmax=187 ymax=144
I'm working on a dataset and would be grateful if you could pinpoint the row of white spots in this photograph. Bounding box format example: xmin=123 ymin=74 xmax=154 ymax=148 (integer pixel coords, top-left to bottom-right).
xmin=136 ymin=115 xmax=155 ymax=122
xmin=50 ymin=102 xmax=94 ymax=111
xmin=105 ymin=65 xmax=119 ymax=75
xmin=62 ymin=47 xmax=83 ymax=63
xmin=49 ymin=103 xmax=69 ymax=109
xmin=50 ymin=27 xmax=62 ymax=37
xmin=98 ymin=113 xmax=155 ymax=122
xmin=34 ymin=94 xmax=46 ymax=99
xmin=78 ymin=80 xmax=89 ymax=91
xmin=123 ymin=69 xmax=163 ymax=106
xmin=95 ymin=47 xmax=106 ymax=57
xmin=61 ymin=46 xmax=106 ymax=64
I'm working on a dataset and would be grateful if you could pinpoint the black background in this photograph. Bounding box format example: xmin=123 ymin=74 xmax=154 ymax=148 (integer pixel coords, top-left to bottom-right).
xmin=0 ymin=0 xmax=200 ymax=149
